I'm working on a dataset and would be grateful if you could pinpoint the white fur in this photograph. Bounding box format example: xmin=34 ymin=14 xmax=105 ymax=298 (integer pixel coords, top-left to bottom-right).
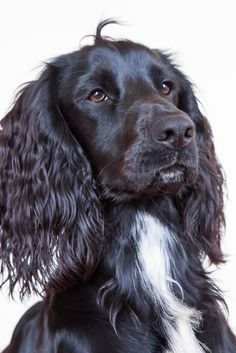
xmin=135 ymin=213 xmax=206 ymax=353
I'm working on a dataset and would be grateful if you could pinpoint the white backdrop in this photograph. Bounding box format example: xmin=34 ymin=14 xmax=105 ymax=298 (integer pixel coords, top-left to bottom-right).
xmin=0 ymin=0 xmax=235 ymax=349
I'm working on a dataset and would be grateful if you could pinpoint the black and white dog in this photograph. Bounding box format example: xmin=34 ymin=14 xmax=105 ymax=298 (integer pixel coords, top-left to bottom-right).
xmin=0 ymin=20 xmax=235 ymax=353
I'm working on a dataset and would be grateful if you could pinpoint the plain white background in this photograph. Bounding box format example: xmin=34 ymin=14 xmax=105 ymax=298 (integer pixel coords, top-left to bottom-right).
xmin=0 ymin=0 xmax=235 ymax=349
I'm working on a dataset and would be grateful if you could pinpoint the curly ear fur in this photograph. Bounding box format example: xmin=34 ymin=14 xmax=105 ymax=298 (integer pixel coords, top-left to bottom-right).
xmin=178 ymin=78 xmax=225 ymax=264
xmin=0 ymin=64 xmax=104 ymax=298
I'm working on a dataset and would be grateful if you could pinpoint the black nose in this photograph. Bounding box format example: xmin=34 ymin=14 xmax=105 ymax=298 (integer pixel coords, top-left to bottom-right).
xmin=155 ymin=114 xmax=195 ymax=149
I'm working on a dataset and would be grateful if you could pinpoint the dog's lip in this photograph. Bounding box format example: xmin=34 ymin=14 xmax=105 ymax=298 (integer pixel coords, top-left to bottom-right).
xmin=100 ymin=164 xmax=194 ymax=200
xmin=156 ymin=165 xmax=185 ymax=184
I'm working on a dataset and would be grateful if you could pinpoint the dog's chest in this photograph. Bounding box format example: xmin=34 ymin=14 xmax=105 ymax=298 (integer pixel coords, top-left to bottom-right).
xmin=134 ymin=214 xmax=204 ymax=353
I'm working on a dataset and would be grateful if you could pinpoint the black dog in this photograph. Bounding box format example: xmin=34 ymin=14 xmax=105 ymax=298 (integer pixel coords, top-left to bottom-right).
xmin=0 ymin=20 xmax=235 ymax=353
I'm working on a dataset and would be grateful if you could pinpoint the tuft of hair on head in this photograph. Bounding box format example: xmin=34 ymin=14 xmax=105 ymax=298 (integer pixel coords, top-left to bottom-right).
xmin=95 ymin=18 xmax=123 ymax=43
xmin=80 ymin=19 xmax=122 ymax=47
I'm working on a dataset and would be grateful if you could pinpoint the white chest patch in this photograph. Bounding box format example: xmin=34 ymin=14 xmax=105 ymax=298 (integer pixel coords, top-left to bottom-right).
xmin=135 ymin=213 xmax=206 ymax=353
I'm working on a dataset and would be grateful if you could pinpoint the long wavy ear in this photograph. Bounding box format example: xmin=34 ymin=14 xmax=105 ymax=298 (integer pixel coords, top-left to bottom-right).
xmin=177 ymin=75 xmax=225 ymax=264
xmin=0 ymin=64 xmax=104 ymax=298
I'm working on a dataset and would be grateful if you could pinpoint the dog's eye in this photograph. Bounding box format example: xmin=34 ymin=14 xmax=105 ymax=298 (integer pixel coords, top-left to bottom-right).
xmin=88 ymin=90 xmax=108 ymax=103
xmin=160 ymin=81 xmax=172 ymax=95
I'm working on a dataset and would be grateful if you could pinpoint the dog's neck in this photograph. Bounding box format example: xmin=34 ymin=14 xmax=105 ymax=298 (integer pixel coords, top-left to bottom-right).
xmin=103 ymin=195 xmax=182 ymax=229
xmin=101 ymin=200 xmax=204 ymax=353
xmin=103 ymin=199 xmax=185 ymax=301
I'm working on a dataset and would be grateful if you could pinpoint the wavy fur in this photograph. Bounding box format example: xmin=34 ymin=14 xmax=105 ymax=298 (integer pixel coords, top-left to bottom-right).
xmin=0 ymin=20 xmax=235 ymax=353
xmin=0 ymin=67 xmax=104 ymax=297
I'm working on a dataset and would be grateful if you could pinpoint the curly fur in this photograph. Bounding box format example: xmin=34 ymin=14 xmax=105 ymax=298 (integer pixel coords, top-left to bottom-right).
xmin=0 ymin=69 xmax=104 ymax=297
xmin=0 ymin=19 xmax=235 ymax=353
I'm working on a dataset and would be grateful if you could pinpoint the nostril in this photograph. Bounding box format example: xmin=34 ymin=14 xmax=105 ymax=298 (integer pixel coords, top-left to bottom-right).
xmin=185 ymin=127 xmax=194 ymax=139
xmin=154 ymin=116 xmax=195 ymax=149
xmin=158 ymin=129 xmax=175 ymax=141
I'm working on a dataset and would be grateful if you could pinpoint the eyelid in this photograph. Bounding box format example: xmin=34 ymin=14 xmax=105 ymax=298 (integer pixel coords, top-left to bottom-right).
xmin=88 ymin=88 xmax=120 ymax=106
xmin=88 ymin=89 xmax=107 ymax=103
xmin=160 ymin=80 xmax=173 ymax=95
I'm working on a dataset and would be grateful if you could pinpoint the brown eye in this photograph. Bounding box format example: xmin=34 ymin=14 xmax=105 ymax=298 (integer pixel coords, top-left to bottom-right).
xmin=160 ymin=81 xmax=172 ymax=95
xmin=88 ymin=90 xmax=108 ymax=103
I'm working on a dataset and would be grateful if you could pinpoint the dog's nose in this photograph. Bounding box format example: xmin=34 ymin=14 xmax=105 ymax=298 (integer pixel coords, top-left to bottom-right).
xmin=155 ymin=115 xmax=195 ymax=149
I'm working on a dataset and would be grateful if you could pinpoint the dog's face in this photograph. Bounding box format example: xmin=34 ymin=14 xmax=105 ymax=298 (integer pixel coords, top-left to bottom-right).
xmin=0 ymin=25 xmax=225 ymax=296
xmin=59 ymin=41 xmax=198 ymax=201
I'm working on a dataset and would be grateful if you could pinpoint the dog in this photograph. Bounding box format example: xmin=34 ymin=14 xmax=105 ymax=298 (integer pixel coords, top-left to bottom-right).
xmin=0 ymin=19 xmax=235 ymax=353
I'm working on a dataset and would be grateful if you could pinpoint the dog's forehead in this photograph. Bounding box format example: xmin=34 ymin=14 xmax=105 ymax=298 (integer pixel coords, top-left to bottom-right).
xmin=86 ymin=42 xmax=163 ymax=75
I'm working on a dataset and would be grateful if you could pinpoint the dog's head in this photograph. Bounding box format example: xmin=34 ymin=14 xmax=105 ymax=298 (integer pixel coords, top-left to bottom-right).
xmin=0 ymin=20 xmax=224 ymax=296
xmin=61 ymin=35 xmax=198 ymax=200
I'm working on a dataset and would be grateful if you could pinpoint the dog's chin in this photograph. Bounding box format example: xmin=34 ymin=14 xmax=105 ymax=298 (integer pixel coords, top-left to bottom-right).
xmin=149 ymin=165 xmax=197 ymax=193
xmin=137 ymin=166 xmax=198 ymax=198
xmin=100 ymin=165 xmax=198 ymax=202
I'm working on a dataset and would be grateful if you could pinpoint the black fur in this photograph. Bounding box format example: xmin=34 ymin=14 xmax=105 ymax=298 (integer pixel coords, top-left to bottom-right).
xmin=1 ymin=20 xmax=235 ymax=353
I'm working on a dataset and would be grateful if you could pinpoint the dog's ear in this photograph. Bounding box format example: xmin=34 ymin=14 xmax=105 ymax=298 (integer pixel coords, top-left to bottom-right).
xmin=177 ymin=74 xmax=225 ymax=264
xmin=0 ymin=63 xmax=104 ymax=298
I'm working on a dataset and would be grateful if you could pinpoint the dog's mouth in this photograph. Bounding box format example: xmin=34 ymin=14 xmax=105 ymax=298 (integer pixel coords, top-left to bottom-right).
xmin=99 ymin=163 xmax=198 ymax=202
xmin=139 ymin=162 xmax=198 ymax=195
xmin=155 ymin=165 xmax=185 ymax=185
xmin=141 ymin=164 xmax=190 ymax=195
xmin=144 ymin=164 xmax=197 ymax=194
